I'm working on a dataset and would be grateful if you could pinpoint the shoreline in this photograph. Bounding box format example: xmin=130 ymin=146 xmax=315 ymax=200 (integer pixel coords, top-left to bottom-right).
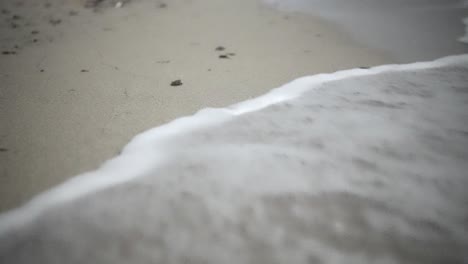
xmin=2 ymin=0 xmax=393 ymax=211
xmin=263 ymin=0 xmax=468 ymax=62
xmin=1 ymin=54 xmax=467 ymax=263
xmin=1 ymin=52 xmax=466 ymax=230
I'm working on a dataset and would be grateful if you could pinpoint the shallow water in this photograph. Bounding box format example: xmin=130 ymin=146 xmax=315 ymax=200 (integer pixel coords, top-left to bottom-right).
xmin=263 ymin=0 xmax=468 ymax=62
xmin=1 ymin=55 xmax=467 ymax=264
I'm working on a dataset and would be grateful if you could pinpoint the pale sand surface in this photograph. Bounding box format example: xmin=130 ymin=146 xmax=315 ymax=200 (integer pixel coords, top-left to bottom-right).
xmin=0 ymin=0 xmax=391 ymax=211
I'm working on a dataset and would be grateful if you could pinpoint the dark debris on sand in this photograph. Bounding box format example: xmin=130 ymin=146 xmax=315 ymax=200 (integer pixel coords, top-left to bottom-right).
xmin=2 ymin=51 xmax=16 ymax=55
xmin=170 ymin=79 xmax=183 ymax=86
xmin=216 ymin=46 xmax=236 ymax=59
xmin=49 ymin=18 xmax=62 ymax=25
xmin=1 ymin=0 xmax=136 ymax=54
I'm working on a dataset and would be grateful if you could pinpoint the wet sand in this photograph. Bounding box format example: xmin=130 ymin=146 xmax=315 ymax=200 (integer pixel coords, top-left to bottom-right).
xmin=263 ymin=0 xmax=468 ymax=62
xmin=0 ymin=0 xmax=391 ymax=211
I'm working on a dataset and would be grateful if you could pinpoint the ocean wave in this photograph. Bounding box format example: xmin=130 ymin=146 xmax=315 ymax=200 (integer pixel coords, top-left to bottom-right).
xmin=1 ymin=54 xmax=467 ymax=263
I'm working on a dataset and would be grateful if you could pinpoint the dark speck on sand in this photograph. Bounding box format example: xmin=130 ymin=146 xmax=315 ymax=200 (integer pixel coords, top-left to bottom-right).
xmin=81 ymin=69 xmax=89 ymax=73
xmin=31 ymin=30 xmax=39 ymax=35
xmin=159 ymin=3 xmax=167 ymax=8
xmin=215 ymin=46 xmax=225 ymax=51
xmin=0 ymin=148 xmax=8 ymax=152
xmin=219 ymin=54 xmax=229 ymax=59
xmin=49 ymin=18 xmax=62 ymax=26
xmin=359 ymin=66 xmax=370 ymax=69
xmin=2 ymin=51 xmax=16 ymax=55
xmin=170 ymin=79 xmax=183 ymax=86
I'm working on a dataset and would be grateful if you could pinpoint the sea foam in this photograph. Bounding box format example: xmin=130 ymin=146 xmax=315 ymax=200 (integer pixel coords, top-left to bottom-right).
xmin=0 ymin=55 xmax=467 ymax=263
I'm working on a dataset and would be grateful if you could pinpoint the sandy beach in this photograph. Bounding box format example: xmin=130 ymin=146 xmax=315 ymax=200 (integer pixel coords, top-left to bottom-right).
xmin=1 ymin=1 xmax=468 ymax=262
xmin=0 ymin=0 xmax=391 ymax=211
xmin=1 ymin=53 xmax=467 ymax=264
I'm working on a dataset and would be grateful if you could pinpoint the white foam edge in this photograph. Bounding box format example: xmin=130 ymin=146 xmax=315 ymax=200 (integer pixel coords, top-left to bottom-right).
xmin=0 ymin=54 xmax=467 ymax=233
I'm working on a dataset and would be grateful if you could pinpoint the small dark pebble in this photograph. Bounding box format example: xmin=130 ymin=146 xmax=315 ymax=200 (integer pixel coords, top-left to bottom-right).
xmin=219 ymin=54 xmax=229 ymax=59
xmin=69 ymin=10 xmax=78 ymax=16
xmin=2 ymin=51 xmax=15 ymax=55
xmin=207 ymin=68 xmax=211 ymax=71
xmin=32 ymin=39 xmax=38 ymax=43
xmin=40 ymin=69 xmax=44 ymax=72
xmin=12 ymin=14 xmax=21 ymax=20
xmin=49 ymin=18 xmax=62 ymax=25
xmin=359 ymin=66 xmax=370 ymax=69
xmin=1 ymin=9 xmax=9 ymax=15
xmin=10 ymin=23 xmax=18 ymax=28
xmin=14 ymin=45 xmax=19 ymax=49
xmin=215 ymin=46 xmax=225 ymax=51
xmin=159 ymin=3 xmax=167 ymax=8
xmin=170 ymin=79 xmax=182 ymax=86
xmin=0 ymin=148 xmax=8 ymax=152
xmin=31 ymin=30 xmax=39 ymax=35
xmin=81 ymin=69 xmax=89 ymax=73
